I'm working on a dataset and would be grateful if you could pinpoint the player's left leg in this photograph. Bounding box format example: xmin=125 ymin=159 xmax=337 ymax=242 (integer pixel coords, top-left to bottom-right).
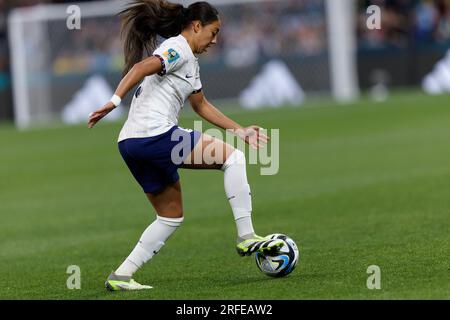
xmin=180 ymin=134 xmax=283 ymax=256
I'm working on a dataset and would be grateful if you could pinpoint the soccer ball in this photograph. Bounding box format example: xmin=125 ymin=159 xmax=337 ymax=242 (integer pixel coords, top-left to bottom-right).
xmin=255 ymin=233 xmax=299 ymax=277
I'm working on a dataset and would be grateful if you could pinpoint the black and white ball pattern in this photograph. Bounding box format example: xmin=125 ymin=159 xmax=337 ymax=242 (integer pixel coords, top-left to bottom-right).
xmin=255 ymin=233 xmax=299 ymax=277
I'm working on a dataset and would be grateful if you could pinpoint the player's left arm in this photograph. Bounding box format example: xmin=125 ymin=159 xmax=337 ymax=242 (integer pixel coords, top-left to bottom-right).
xmin=188 ymin=91 xmax=268 ymax=149
xmin=88 ymin=56 xmax=163 ymax=128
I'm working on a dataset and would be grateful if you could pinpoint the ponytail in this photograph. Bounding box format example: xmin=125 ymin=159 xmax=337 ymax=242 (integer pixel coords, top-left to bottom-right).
xmin=119 ymin=0 xmax=219 ymax=76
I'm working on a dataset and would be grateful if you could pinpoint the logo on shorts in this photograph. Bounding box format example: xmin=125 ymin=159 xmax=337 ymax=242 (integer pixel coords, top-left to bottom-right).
xmin=163 ymin=48 xmax=180 ymax=64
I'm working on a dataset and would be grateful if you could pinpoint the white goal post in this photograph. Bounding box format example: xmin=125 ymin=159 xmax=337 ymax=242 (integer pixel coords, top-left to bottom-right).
xmin=8 ymin=0 xmax=127 ymax=129
xmin=325 ymin=0 xmax=359 ymax=102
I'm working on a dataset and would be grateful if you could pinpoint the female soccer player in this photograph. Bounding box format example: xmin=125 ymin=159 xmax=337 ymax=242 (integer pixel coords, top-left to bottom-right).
xmin=88 ymin=0 xmax=283 ymax=291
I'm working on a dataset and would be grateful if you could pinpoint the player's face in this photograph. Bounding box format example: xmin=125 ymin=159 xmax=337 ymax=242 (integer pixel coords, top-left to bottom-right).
xmin=194 ymin=19 xmax=221 ymax=54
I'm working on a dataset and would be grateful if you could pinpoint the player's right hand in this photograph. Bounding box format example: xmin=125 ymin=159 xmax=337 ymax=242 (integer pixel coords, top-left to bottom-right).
xmin=237 ymin=125 xmax=269 ymax=150
xmin=88 ymin=102 xmax=115 ymax=128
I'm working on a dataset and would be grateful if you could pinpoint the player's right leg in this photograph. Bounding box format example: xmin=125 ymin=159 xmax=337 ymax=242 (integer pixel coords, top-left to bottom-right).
xmin=107 ymin=135 xmax=187 ymax=291
xmin=105 ymin=181 xmax=184 ymax=291
xmin=180 ymin=134 xmax=284 ymax=256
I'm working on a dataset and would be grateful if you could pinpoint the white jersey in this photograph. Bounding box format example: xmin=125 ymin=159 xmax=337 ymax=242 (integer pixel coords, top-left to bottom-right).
xmin=118 ymin=34 xmax=202 ymax=142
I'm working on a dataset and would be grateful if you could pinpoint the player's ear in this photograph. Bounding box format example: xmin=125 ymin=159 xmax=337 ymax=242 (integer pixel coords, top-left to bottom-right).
xmin=192 ymin=21 xmax=202 ymax=33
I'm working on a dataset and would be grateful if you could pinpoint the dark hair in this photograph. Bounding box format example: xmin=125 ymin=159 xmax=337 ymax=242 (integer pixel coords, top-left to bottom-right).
xmin=120 ymin=0 xmax=219 ymax=76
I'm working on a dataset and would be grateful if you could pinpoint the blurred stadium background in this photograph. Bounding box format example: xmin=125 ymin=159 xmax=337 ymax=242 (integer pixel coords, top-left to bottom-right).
xmin=1 ymin=0 xmax=450 ymax=300
xmin=1 ymin=0 xmax=450 ymax=127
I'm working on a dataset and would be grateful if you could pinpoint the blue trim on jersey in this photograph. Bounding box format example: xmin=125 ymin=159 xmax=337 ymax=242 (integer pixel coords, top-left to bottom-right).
xmin=154 ymin=54 xmax=166 ymax=76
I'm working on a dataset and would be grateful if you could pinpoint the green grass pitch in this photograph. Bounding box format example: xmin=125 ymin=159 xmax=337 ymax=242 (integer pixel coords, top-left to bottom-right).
xmin=0 ymin=91 xmax=449 ymax=299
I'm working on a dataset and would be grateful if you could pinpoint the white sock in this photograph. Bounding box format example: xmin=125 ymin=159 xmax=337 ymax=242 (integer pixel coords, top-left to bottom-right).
xmin=221 ymin=149 xmax=255 ymax=239
xmin=115 ymin=215 xmax=184 ymax=277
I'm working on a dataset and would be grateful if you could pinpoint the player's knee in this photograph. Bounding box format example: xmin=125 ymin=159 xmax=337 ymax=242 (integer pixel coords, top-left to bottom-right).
xmin=157 ymin=215 xmax=184 ymax=227
xmin=221 ymin=149 xmax=246 ymax=171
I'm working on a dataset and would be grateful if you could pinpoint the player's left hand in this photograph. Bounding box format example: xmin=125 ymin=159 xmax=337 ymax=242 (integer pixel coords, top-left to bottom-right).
xmin=238 ymin=125 xmax=269 ymax=149
xmin=88 ymin=102 xmax=115 ymax=128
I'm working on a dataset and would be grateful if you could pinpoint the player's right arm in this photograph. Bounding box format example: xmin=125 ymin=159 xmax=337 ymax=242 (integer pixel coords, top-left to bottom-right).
xmin=88 ymin=56 xmax=163 ymax=128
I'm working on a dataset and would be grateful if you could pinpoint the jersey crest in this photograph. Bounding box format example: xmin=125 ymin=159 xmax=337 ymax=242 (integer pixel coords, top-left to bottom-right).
xmin=163 ymin=48 xmax=180 ymax=64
